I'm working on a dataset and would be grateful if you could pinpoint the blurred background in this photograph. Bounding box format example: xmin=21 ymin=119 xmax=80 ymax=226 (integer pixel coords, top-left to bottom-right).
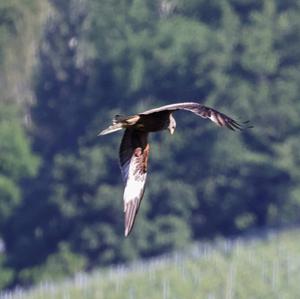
xmin=1 ymin=0 xmax=300 ymax=293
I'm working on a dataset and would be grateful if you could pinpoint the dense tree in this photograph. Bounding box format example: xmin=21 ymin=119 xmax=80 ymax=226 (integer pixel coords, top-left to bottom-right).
xmin=0 ymin=0 xmax=48 ymax=106
xmin=0 ymin=103 xmax=39 ymax=287
xmin=0 ymin=0 xmax=46 ymax=288
xmin=1 ymin=0 xmax=300 ymax=289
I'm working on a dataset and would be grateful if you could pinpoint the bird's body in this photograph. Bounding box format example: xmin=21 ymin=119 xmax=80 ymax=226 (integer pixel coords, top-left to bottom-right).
xmin=107 ymin=111 xmax=172 ymax=133
xmin=134 ymin=111 xmax=172 ymax=132
xmin=99 ymin=102 xmax=252 ymax=236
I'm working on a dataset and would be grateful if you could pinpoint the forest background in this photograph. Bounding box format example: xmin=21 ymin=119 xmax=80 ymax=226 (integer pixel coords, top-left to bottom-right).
xmin=1 ymin=0 xmax=300 ymax=289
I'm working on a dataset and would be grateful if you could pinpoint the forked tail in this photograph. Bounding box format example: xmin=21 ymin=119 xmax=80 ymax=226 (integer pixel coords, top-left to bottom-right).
xmin=98 ymin=114 xmax=139 ymax=136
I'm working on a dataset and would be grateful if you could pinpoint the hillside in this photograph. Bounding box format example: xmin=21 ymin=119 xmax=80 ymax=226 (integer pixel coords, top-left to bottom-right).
xmin=2 ymin=0 xmax=300 ymax=289
xmin=2 ymin=228 xmax=300 ymax=299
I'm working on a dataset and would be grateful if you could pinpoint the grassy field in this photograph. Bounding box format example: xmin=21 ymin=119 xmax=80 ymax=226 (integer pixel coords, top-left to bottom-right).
xmin=2 ymin=228 xmax=300 ymax=299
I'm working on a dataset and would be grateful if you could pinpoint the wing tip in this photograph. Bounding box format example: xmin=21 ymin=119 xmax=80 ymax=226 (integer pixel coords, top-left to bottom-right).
xmin=242 ymin=120 xmax=254 ymax=129
xmin=228 ymin=119 xmax=254 ymax=132
xmin=239 ymin=120 xmax=254 ymax=131
xmin=124 ymin=229 xmax=130 ymax=237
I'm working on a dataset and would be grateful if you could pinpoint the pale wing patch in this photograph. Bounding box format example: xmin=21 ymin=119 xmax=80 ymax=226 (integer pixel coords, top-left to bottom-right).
xmin=123 ymin=147 xmax=148 ymax=236
xmin=119 ymin=129 xmax=149 ymax=236
xmin=141 ymin=102 xmax=251 ymax=131
xmin=123 ymin=151 xmax=147 ymax=236
xmin=123 ymin=148 xmax=147 ymax=207
xmin=140 ymin=102 xmax=201 ymax=115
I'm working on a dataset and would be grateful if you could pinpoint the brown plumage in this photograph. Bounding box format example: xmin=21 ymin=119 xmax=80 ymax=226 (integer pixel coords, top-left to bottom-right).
xmin=98 ymin=102 xmax=252 ymax=236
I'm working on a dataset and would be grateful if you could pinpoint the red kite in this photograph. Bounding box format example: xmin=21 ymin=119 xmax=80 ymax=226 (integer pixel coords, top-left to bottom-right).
xmin=98 ymin=102 xmax=252 ymax=236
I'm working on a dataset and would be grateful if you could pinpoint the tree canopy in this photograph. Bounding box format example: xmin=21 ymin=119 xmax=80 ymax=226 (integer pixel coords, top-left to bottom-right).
xmin=1 ymin=0 xmax=300 ymax=288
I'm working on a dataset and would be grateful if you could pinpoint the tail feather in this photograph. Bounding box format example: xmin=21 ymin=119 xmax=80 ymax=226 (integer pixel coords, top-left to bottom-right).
xmin=113 ymin=114 xmax=127 ymax=124
xmin=99 ymin=114 xmax=139 ymax=136
xmin=98 ymin=123 xmax=123 ymax=136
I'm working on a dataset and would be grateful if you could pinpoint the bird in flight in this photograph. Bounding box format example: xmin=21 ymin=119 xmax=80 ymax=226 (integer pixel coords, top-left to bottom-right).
xmin=98 ymin=102 xmax=252 ymax=237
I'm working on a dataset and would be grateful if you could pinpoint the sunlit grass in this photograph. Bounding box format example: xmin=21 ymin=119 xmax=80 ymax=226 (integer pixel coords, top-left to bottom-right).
xmin=2 ymin=229 xmax=300 ymax=299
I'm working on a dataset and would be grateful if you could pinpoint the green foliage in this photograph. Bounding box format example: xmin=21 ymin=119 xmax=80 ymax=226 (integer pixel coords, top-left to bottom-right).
xmin=0 ymin=0 xmax=48 ymax=103
xmin=1 ymin=0 xmax=300 ymax=290
xmin=0 ymin=176 xmax=20 ymax=229
xmin=18 ymin=242 xmax=87 ymax=286
xmin=0 ymin=254 xmax=14 ymax=290
xmin=5 ymin=229 xmax=300 ymax=299
xmin=0 ymin=104 xmax=39 ymax=289
xmin=0 ymin=1 xmax=45 ymax=289
xmin=0 ymin=105 xmax=39 ymax=180
xmin=0 ymin=103 xmax=39 ymax=230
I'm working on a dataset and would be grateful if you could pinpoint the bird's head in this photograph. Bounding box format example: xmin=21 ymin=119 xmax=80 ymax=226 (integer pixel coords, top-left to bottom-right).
xmin=168 ymin=114 xmax=176 ymax=135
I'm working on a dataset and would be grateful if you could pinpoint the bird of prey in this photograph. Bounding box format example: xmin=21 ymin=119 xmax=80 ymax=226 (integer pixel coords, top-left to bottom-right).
xmin=98 ymin=102 xmax=252 ymax=237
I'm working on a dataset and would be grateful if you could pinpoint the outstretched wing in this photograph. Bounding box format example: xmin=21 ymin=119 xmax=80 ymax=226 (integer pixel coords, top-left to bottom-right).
xmin=140 ymin=102 xmax=252 ymax=131
xmin=119 ymin=129 xmax=149 ymax=237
